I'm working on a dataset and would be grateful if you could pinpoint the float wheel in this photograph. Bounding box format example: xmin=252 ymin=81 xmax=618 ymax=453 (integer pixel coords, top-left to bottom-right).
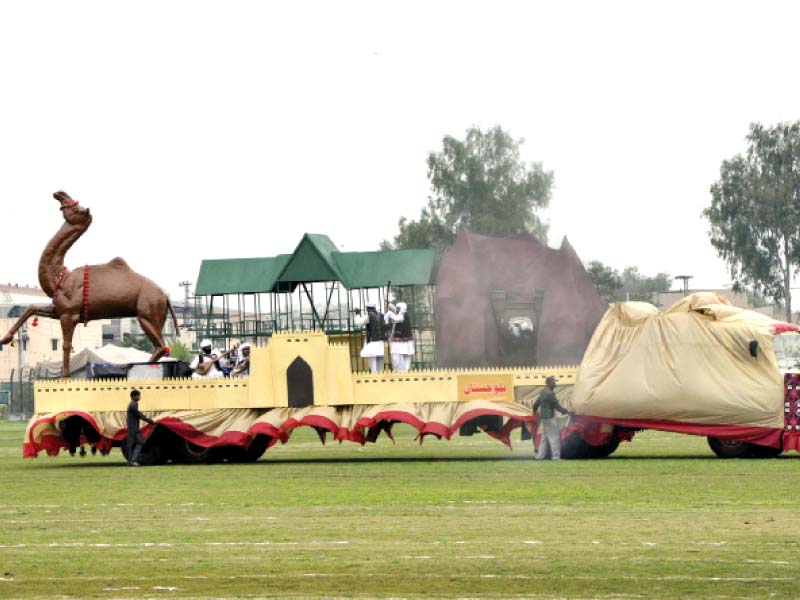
xmin=172 ymin=438 xmax=214 ymax=464
xmin=707 ymin=437 xmax=752 ymax=458
xmin=749 ymin=444 xmax=783 ymax=459
xmin=120 ymin=436 xmax=164 ymax=466
xmin=559 ymin=430 xmax=592 ymax=459
xmin=586 ymin=432 xmax=621 ymax=458
xmin=214 ymin=435 xmax=271 ymax=463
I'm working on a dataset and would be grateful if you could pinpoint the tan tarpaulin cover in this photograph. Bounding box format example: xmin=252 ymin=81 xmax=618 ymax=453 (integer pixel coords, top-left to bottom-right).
xmin=24 ymin=400 xmax=536 ymax=457
xmin=571 ymin=292 xmax=785 ymax=428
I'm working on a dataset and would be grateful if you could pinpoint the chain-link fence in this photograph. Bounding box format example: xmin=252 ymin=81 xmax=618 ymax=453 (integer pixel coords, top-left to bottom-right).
xmin=0 ymin=372 xmax=35 ymax=418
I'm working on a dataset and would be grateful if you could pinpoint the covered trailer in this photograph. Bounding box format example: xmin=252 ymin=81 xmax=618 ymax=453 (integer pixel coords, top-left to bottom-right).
xmin=570 ymin=292 xmax=800 ymax=457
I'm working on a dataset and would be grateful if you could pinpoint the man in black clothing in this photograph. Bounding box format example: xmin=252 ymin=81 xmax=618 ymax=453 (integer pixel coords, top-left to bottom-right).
xmin=533 ymin=376 xmax=573 ymax=460
xmin=127 ymin=389 xmax=155 ymax=467
xmin=354 ymin=302 xmax=386 ymax=373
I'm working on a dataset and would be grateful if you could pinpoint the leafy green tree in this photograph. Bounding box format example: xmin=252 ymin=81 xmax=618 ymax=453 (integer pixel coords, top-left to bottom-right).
xmin=120 ymin=333 xmax=154 ymax=354
xmin=118 ymin=335 xmax=193 ymax=361
xmin=704 ymin=122 xmax=800 ymax=322
xmin=386 ymin=126 xmax=554 ymax=252
xmin=619 ymin=267 xmax=672 ymax=303
xmin=586 ymin=262 xmax=671 ymax=305
xmin=586 ymin=260 xmax=623 ymax=304
xmin=166 ymin=338 xmax=194 ymax=362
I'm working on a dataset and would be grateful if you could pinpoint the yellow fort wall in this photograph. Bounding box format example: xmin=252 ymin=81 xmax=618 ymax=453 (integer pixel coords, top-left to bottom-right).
xmin=34 ymin=331 xmax=578 ymax=413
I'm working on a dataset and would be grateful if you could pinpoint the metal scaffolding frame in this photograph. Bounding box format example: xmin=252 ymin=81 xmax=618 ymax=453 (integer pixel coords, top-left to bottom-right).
xmin=194 ymin=282 xmax=435 ymax=371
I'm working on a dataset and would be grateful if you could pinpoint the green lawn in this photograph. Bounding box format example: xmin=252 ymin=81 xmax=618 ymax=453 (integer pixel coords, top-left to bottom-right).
xmin=1 ymin=420 xmax=799 ymax=599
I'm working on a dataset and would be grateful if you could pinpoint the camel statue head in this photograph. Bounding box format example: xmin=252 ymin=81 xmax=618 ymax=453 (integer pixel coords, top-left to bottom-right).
xmin=54 ymin=191 xmax=92 ymax=227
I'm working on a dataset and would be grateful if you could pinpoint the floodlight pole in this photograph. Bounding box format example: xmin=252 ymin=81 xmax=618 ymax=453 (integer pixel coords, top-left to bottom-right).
xmin=179 ymin=281 xmax=192 ymax=328
xmin=675 ymin=275 xmax=693 ymax=295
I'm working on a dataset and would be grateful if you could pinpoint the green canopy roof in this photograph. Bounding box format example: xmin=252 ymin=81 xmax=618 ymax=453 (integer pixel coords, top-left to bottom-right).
xmin=195 ymin=234 xmax=435 ymax=295
xmin=333 ymin=250 xmax=435 ymax=289
xmin=276 ymin=234 xmax=347 ymax=287
xmin=195 ymin=255 xmax=291 ymax=295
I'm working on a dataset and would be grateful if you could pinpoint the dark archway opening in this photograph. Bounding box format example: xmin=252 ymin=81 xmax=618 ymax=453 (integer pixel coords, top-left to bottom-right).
xmin=287 ymin=356 xmax=314 ymax=408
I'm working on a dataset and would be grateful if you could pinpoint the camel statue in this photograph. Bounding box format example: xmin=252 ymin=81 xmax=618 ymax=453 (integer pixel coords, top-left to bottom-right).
xmin=0 ymin=191 xmax=179 ymax=378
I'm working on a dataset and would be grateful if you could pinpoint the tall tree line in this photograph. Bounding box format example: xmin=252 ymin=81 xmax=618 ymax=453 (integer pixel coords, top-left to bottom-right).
xmin=704 ymin=122 xmax=800 ymax=322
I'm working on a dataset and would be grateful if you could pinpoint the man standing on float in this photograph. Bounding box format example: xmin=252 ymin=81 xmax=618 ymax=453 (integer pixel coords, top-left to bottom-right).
xmin=354 ymin=302 xmax=385 ymax=373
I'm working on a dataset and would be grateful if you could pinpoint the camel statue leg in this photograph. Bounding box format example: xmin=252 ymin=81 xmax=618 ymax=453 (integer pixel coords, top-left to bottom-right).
xmin=138 ymin=316 xmax=168 ymax=363
xmin=59 ymin=315 xmax=77 ymax=379
xmin=0 ymin=305 xmax=59 ymax=346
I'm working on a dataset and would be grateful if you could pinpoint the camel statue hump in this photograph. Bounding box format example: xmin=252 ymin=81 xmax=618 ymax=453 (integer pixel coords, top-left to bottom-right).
xmin=109 ymin=257 xmax=131 ymax=269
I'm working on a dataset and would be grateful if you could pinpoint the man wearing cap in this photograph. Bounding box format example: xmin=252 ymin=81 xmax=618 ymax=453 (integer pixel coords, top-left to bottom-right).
xmin=231 ymin=343 xmax=251 ymax=377
xmin=127 ymin=389 xmax=155 ymax=466
xmin=354 ymin=302 xmax=385 ymax=373
xmin=532 ymin=375 xmax=573 ymax=460
xmin=190 ymin=339 xmax=225 ymax=379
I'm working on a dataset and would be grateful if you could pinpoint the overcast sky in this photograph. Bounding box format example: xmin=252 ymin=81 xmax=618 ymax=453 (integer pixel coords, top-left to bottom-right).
xmin=1 ymin=0 xmax=798 ymax=301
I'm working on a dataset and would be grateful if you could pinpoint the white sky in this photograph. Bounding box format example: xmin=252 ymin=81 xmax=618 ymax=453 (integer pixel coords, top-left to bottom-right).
xmin=1 ymin=0 xmax=798 ymax=301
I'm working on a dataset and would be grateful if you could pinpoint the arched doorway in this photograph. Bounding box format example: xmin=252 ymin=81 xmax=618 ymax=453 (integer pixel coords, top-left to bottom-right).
xmin=287 ymin=356 xmax=314 ymax=408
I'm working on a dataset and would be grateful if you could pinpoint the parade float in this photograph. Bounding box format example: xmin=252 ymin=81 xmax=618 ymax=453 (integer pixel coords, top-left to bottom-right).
xmin=14 ymin=191 xmax=602 ymax=464
xmin=10 ymin=192 xmax=800 ymax=463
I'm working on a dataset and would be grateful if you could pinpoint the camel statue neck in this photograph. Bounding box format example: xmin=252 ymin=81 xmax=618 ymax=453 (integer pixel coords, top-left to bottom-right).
xmin=38 ymin=219 xmax=90 ymax=297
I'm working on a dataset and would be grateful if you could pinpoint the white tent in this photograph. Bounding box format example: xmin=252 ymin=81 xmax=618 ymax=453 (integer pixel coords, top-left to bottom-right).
xmin=34 ymin=345 xmax=172 ymax=379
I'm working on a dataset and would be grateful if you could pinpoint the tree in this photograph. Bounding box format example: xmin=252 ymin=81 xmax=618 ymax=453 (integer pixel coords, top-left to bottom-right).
xmin=586 ymin=260 xmax=623 ymax=304
xmin=383 ymin=210 xmax=451 ymax=255
xmin=166 ymin=338 xmax=194 ymax=362
xmin=120 ymin=333 xmax=154 ymax=354
xmin=586 ymin=261 xmax=671 ymax=305
xmin=386 ymin=126 xmax=554 ymax=252
xmin=119 ymin=335 xmax=193 ymax=361
xmin=703 ymin=122 xmax=800 ymax=322
xmin=619 ymin=267 xmax=672 ymax=303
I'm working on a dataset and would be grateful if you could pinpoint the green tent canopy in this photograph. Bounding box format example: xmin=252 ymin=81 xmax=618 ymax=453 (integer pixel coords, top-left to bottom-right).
xmin=195 ymin=234 xmax=435 ymax=295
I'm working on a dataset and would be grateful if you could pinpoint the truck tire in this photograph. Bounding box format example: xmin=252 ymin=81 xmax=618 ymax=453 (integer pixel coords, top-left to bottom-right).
xmin=120 ymin=438 xmax=164 ymax=466
xmin=560 ymin=431 xmax=591 ymax=459
xmin=586 ymin=433 xmax=621 ymax=458
xmin=215 ymin=435 xmax=271 ymax=463
xmin=145 ymin=427 xmax=212 ymax=464
xmin=707 ymin=436 xmax=752 ymax=458
xmin=749 ymin=444 xmax=783 ymax=459
xmin=172 ymin=438 xmax=214 ymax=464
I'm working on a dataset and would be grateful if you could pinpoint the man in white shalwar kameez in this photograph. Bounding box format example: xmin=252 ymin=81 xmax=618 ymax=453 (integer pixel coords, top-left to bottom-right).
xmin=190 ymin=339 xmax=226 ymax=379
xmin=389 ymin=302 xmax=414 ymax=372
xmin=384 ymin=303 xmax=402 ymax=369
xmin=354 ymin=302 xmax=385 ymax=373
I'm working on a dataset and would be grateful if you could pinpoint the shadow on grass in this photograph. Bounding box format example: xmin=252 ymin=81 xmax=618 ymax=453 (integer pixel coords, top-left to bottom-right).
xmin=32 ymin=453 xmax=800 ymax=469
xmin=32 ymin=455 xmax=536 ymax=469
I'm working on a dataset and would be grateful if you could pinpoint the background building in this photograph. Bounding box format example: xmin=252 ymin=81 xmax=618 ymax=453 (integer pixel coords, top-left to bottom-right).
xmin=0 ymin=284 xmax=105 ymax=381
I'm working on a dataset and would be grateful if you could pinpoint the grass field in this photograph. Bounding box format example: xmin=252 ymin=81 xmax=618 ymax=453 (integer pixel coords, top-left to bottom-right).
xmin=2 ymin=421 xmax=800 ymax=599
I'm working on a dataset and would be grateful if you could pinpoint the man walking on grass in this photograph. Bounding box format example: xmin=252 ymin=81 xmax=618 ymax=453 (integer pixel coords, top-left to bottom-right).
xmin=533 ymin=376 xmax=573 ymax=460
xmin=127 ymin=389 xmax=155 ymax=466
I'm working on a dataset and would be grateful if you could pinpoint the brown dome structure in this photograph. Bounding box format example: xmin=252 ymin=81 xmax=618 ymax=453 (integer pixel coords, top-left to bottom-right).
xmin=435 ymin=231 xmax=605 ymax=368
